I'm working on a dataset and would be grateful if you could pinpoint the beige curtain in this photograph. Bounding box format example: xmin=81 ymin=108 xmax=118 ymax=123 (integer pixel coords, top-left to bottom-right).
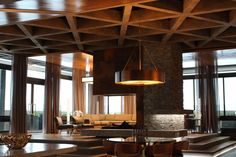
xmin=11 ymin=54 xmax=27 ymax=133
xmin=196 ymin=51 xmax=219 ymax=133
xmin=72 ymin=68 xmax=85 ymax=112
xmin=123 ymin=96 xmax=136 ymax=114
xmin=44 ymin=55 xmax=61 ymax=134
xmin=91 ymin=94 xmax=104 ymax=114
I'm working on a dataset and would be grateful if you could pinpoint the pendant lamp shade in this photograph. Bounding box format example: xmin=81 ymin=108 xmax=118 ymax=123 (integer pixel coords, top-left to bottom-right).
xmin=115 ymin=69 xmax=165 ymax=86
xmin=115 ymin=46 xmax=165 ymax=86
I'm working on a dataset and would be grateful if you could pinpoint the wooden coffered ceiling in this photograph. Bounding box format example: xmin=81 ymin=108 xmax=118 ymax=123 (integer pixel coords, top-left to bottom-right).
xmin=1 ymin=0 xmax=236 ymax=55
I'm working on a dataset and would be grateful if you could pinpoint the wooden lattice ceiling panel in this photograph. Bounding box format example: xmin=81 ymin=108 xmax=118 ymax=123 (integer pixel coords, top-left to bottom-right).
xmin=1 ymin=0 xmax=236 ymax=55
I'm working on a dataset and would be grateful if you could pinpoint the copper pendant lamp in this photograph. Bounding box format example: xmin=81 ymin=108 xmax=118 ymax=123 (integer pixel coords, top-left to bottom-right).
xmin=115 ymin=41 xmax=165 ymax=86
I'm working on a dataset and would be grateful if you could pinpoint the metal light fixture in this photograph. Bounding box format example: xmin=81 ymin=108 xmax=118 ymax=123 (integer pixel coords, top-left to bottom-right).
xmin=81 ymin=76 xmax=93 ymax=84
xmin=115 ymin=42 xmax=165 ymax=86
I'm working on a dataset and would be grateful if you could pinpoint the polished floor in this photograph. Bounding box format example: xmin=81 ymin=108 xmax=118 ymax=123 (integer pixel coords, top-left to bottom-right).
xmin=219 ymin=148 xmax=236 ymax=157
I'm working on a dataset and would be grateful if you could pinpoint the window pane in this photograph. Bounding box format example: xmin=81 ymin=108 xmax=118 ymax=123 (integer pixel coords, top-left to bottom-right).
xmin=33 ymin=85 xmax=44 ymax=131
xmin=59 ymin=79 xmax=72 ymax=121
xmin=0 ymin=69 xmax=11 ymax=132
xmin=104 ymin=96 xmax=108 ymax=114
xmin=27 ymin=69 xmax=45 ymax=79
xmin=4 ymin=70 xmax=11 ymax=113
xmin=34 ymin=85 xmax=44 ymax=112
xmin=183 ymin=79 xmax=194 ymax=110
xmin=109 ymin=96 xmax=122 ymax=114
xmin=27 ymin=56 xmax=45 ymax=79
xmin=218 ymin=78 xmax=224 ymax=116
xmin=224 ymin=77 xmax=236 ymax=116
xmin=26 ymin=84 xmax=32 ymax=113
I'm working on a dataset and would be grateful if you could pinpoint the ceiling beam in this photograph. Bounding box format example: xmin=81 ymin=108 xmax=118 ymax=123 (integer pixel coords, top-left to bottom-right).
xmin=0 ymin=0 xmax=155 ymax=15
xmin=184 ymin=41 xmax=195 ymax=48
xmin=198 ymin=10 xmax=236 ymax=47
xmin=0 ymin=44 xmax=10 ymax=52
xmin=161 ymin=0 xmax=200 ymax=43
xmin=16 ymin=24 xmax=47 ymax=54
xmin=66 ymin=15 xmax=84 ymax=50
xmin=118 ymin=5 xmax=132 ymax=47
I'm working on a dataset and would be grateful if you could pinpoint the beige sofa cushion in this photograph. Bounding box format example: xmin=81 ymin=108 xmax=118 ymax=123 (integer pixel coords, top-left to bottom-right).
xmin=82 ymin=114 xmax=136 ymax=126
xmin=83 ymin=114 xmax=91 ymax=119
xmin=99 ymin=114 xmax=106 ymax=121
xmin=73 ymin=116 xmax=84 ymax=124
xmin=90 ymin=115 xmax=99 ymax=121
xmin=132 ymin=114 xmax=136 ymax=121
xmin=116 ymin=114 xmax=132 ymax=121
xmin=105 ymin=114 xmax=116 ymax=121
xmin=93 ymin=121 xmax=102 ymax=125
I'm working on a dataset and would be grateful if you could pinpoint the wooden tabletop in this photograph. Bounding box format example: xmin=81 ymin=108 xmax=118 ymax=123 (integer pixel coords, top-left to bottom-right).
xmin=0 ymin=142 xmax=77 ymax=157
xmin=107 ymin=137 xmax=176 ymax=144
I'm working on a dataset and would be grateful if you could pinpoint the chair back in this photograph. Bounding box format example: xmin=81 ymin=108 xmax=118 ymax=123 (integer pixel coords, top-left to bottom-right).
xmin=103 ymin=140 xmax=115 ymax=155
xmin=152 ymin=142 xmax=173 ymax=157
xmin=55 ymin=116 xmax=63 ymax=126
xmin=172 ymin=141 xmax=189 ymax=156
xmin=115 ymin=143 xmax=143 ymax=157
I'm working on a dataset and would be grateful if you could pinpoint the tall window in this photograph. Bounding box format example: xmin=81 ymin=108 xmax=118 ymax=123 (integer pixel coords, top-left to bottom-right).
xmin=59 ymin=79 xmax=72 ymax=119
xmin=104 ymin=96 xmax=122 ymax=114
xmin=182 ymin=52 xmax=196 ymax=110
xmin=26 ymin=83 xmax=44 ymax=132
xmin=182 ymin=49 xmax=236 ymax=116
xmin=218 ymin=78 xmax=224 ymax=116
xmin=3 ymin=70 xmax=11 ymax=114
xmin=223 ymin=77 xmax=236 ymax=116
xmin=0 ymin=54 xmax=12 ymax=132
xmin=183 ymin=79 xmax=195 ymax=110
xmin=27 ymin=56 xmax=45 ymax=132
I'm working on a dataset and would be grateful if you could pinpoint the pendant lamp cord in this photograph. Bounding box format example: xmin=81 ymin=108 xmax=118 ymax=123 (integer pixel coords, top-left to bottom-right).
xmin=138 ymin=21 xmax=142 ymax=70
xmin=120 ymin=22 xmax=159 ymax=72
xmin=121 ymin=47 xmax=136 ymax=72
xmin=139 ymin=39 xmax=142 ymax=70
xmin=144 ymin=46 xmax=159 ymax=72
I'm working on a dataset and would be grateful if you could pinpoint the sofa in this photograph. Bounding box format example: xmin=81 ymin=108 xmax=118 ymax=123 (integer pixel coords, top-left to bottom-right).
xmin=72 ymin=114 xmax=136 ymax=127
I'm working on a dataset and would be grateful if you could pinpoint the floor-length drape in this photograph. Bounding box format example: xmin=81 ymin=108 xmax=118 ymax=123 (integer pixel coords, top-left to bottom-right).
xmin=44 ymin=55 xmax=61 ymax=133
xmin=123 ymin=96 xmax=136 ymax=114
xmin=72 ymin=68 xmax=85 ymax=113
xmin=196 ymin=51 xmax=219 ymax=133
xmin=90 ymin=94 xmax=104 ymax=114
xmin=11 ymin=54 xmax=27 ymax=133
xmin=89 ymin=85 xmax=95 ymax=114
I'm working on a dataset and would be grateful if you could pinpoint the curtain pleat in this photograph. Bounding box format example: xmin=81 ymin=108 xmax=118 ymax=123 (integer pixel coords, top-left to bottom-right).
xmin=88 ymin=95 xmax=104 ymax=114
xmin=11 ymin=54 xmax=27 ymax=133
xmin=44 ymin=56 xmax=61 ymax=133
xmin=124 ymin=96 xmax=136 ymax=114
xmin=72 ymin=68 xmax=85 ymax=112
xmin=196 ymin=51 xmax=219 ymax=133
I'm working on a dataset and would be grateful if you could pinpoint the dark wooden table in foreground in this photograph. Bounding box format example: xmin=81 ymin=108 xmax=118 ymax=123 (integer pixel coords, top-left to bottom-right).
xmin=0 ymin=143 xmax=77 ymax=157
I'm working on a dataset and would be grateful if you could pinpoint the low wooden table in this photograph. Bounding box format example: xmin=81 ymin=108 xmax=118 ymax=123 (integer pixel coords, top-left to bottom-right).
xmin=0 ymin=142 xmax=77 ymax=157
xmin=108 ymin=137 xmax=176 ymax=145
xmin=81 ymin=128 xmax=187 ymax=138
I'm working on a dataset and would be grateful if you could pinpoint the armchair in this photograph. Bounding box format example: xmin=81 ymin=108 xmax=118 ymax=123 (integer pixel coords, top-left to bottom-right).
xmin=54 ymin=116 xmax=73 ymax=134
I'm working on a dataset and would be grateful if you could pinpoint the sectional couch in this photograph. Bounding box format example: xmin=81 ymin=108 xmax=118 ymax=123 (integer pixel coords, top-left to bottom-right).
xmin=72 ymin=114 xmax=136 ymax=127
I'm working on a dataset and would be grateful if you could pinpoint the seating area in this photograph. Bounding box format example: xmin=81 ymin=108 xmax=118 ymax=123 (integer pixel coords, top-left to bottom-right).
xmin=71 ymin=114 xmax=136 ymax=127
